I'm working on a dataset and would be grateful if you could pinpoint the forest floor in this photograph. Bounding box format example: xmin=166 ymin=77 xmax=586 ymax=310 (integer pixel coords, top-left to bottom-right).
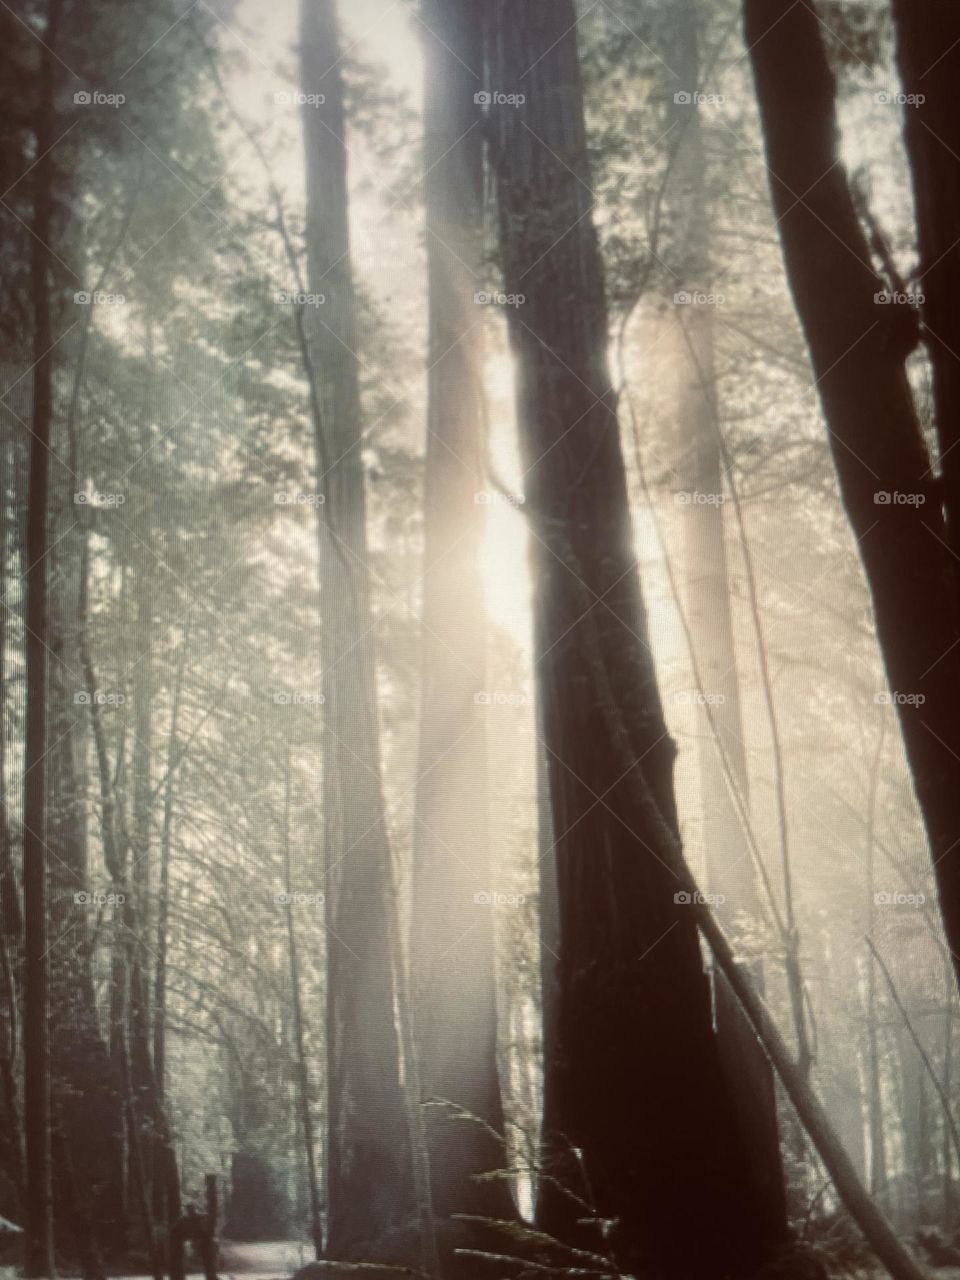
xmin=51 ymin=1241 xmax=312 ymax=1280
xmin=217 ymin=1241 xmax=313 ymax=1276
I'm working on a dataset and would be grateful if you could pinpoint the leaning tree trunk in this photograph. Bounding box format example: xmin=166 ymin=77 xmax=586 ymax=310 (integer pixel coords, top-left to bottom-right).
xmin=891 ymin=1 xmax=960 ymax=609
xmin=299 ymin=0 xmax=415 ymax=1256
xmin=487 ymin=4 xmax=772 ymax=1275
xmin=23 ymin=1 xmax=62 ymax=1271
xmin=744 ymin=0 xmax=960 ymax=999
xmin=409 ymin=0 xmax=514 ymax=1232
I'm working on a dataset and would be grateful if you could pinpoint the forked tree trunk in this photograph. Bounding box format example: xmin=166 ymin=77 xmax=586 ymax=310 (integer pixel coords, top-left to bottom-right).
xmin=744 ymin=0 xmax=960 ymax=1000
xmin=410 ymin=0 xmax=514 ymax=1230
xmin=487 ymin=4 xmax=771 ymax=1274
xmin=299 ymin=0 xmax=415 ymax=1254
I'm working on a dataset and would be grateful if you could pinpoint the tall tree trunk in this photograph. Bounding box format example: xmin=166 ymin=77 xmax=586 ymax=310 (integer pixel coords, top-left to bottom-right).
xmin=128 ymin=578 xmax=157 ymax=1220
xmin=299 ymin=0 xmax=415 ymax=1255
xmin=0 ymin=425 xmax=23 ymax=1219
xmin=281 ymin=750 xmax=322 ymax=1261
xmin=152 ymin=632 xmax=187 ymax=1232
xmin=23 ymin=2 xmax=62 ymax=1271
xmin=0 ymin=431 xmax=20 ymax=944
xmin=891 ymin=2 xmax=960 ymax=605
xmin=410 ymin=0 xmax=513 ymax=1230
xmin=48 ymin=528 xmax=125 ymax=1262
xmin=744 ymin=0 xmax=960 ymax=1000
xmin=663 ymin=0 xmax=787 ymax=1249
xmin=487 ymin=5 xmax=769 ymax=1274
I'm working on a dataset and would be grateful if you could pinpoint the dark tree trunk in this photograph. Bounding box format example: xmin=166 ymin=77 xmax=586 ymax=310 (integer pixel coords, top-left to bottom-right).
xmin=744 ymin=0 xmax=960 ymax=999
xmin=410 ymin=0 xmax=514 ymax=1229
xmin=891 ymin=1 xmax=960 ymax=605
xmin=23 ymin=2 xmax=62 ymax=1271
xmin=0 ymin=427 xmax=23 ymax=1221
xmin=0 ymin=432 xmax=20 ymax=945
xmin=487 ymin=4 xmax=771 ymax=1274
xmin=299 ymin=0 xmax=415 ymax=1255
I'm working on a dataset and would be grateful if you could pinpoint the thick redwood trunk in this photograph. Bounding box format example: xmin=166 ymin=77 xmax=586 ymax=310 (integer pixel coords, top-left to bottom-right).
xmin=488 ymin=4 xmax=768 ymax=1274
xmin=410 ymin=0 xmax=513 ymax=1229
xmin=745 ymin=0 xmax=960 ymax=999
xmin=299 ymin=0 xmax=415 ymax=1254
